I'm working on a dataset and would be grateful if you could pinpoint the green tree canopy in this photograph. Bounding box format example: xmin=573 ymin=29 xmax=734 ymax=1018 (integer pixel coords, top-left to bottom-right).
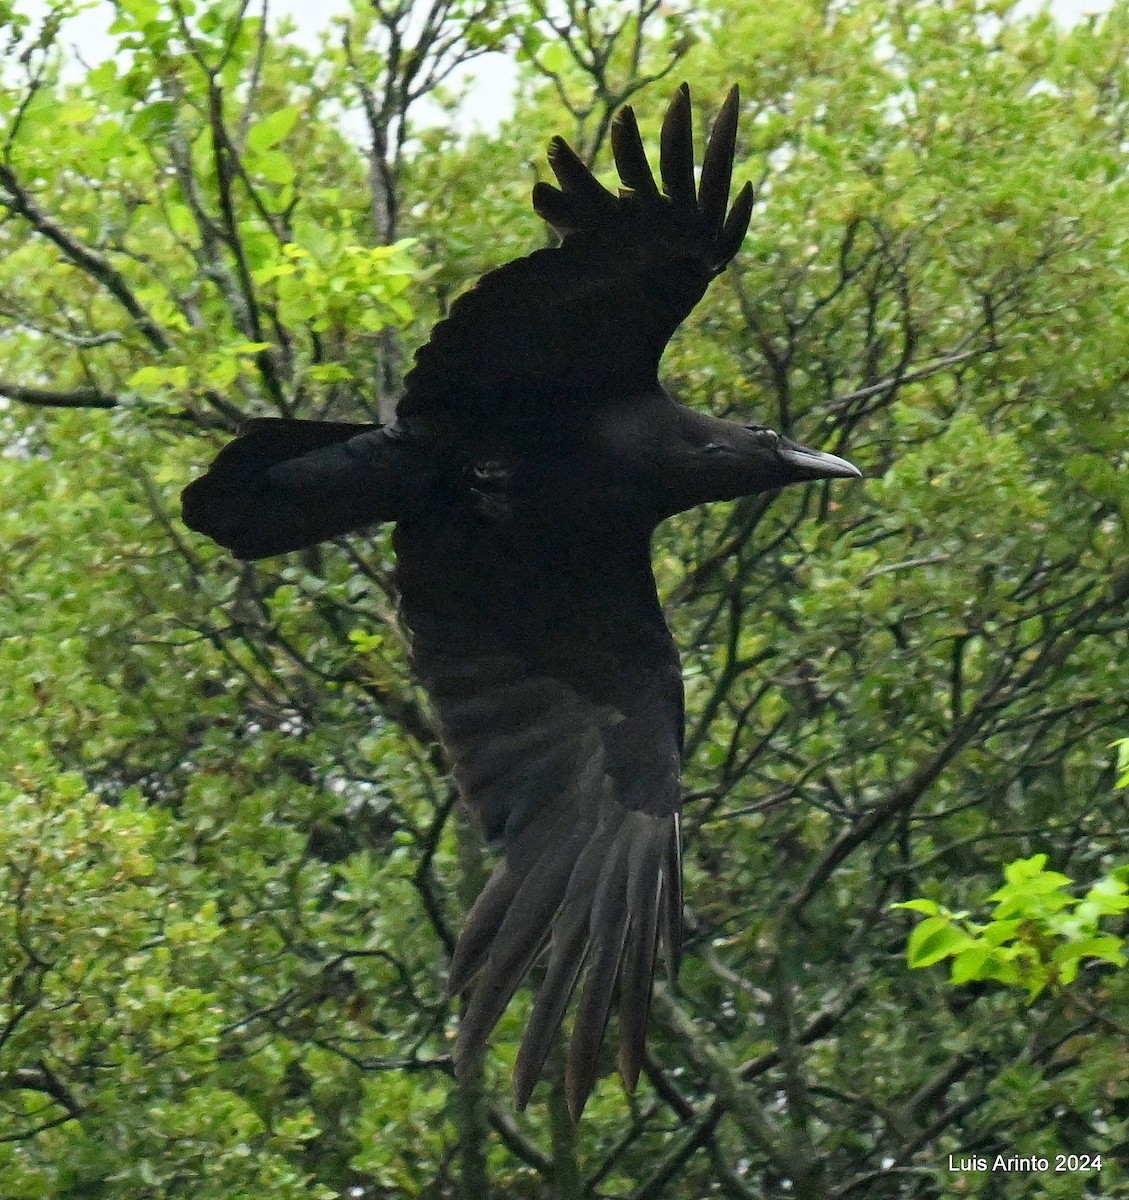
xmin=1 ymin=0 xmax=1127 ymax=1196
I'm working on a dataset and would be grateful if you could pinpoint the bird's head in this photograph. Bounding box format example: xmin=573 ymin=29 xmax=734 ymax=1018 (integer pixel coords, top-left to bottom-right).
xmin=723 ymin=422 xmax=861 ymax=491
xmin=650 ymin=407 xmax=861 ymax=515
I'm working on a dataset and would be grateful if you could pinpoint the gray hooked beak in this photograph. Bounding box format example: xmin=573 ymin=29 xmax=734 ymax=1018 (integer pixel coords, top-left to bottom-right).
xmin=779 ymin=440 xmax=862 ymax=480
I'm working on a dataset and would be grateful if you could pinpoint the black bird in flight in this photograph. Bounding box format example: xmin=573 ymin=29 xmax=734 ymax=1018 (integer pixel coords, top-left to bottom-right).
xmin=182 ymin=84 xmax=860 ymax=1119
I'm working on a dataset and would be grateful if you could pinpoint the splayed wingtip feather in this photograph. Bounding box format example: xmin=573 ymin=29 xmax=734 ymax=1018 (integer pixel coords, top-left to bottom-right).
xmin=611 ymin=105 xmax=660 ymax=199
xmin=697 ymin=85 xmax=741 ymax=238
xmin=659 ymin=84 xmax=696 ymax=211
xmin=661 ymin=814 xmax=684 ymax=983
xmin=714 ymin=181 xmax=755 ymax=271
xmin=616 ymin=845 xmax=664 ymax=1093
xmin=548 ymin=136 xmax=616 ymax=212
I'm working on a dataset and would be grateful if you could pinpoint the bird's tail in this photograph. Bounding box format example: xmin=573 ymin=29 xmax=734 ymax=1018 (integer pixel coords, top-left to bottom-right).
xmin=182 ymin=418 xmax=412 ymax=559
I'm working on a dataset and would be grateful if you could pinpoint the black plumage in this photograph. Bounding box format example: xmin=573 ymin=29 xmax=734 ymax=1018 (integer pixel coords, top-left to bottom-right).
xmin=181 ymin=85 xmax=860 ymax=1119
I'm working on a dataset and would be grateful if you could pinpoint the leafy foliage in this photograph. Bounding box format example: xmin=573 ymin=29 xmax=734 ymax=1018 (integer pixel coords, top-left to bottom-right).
xmin=2 ymin=0 xmax=1129 ymax=1197
xmin=897 ymin=854 xmax=1129 ymax=997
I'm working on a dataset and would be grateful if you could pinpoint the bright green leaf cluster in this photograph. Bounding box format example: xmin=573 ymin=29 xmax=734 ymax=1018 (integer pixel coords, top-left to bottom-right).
xmin=252 ymin=239 xmax=417 ymax=336
xmin=896 ymin=854 xmax=1129 ymax=998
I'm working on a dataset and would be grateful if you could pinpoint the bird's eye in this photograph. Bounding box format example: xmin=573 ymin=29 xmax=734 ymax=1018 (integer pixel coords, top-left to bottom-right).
xmin=472 ymin=461 xmax=508 ymax=481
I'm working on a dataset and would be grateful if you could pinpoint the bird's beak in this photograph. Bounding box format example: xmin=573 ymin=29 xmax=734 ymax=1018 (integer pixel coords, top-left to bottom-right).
xmin=778 ymin=440 xmax=862 ymax=480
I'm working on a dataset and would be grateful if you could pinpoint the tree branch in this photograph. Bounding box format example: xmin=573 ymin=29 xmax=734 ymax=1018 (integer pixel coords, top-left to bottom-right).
xmin=0 ymin=162 xmax=172 ymax=353
xmin=0 ymin=381 xmax=116 ymax=409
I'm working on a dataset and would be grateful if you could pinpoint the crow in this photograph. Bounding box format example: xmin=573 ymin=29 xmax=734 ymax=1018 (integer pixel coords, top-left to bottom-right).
xmin=182 ymin=84 xmax=860 ymax=1119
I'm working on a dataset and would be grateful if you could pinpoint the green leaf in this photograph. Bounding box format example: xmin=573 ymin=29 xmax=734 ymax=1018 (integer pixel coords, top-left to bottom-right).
xmin=1114 ymin=738 xmax=1129 ymax=788
xmin=349 ymin=629 xmax=384 ymax=654
xmin=1053 ymin=935 xmax=1128 ymax=977
xmin=981 ymin=919 xmax=1022 ymax=948
xmin=539 ymin=41 xmax=571 ymax=76
xmin=58 ymin=99 xmax=99 ymax=125
xmin=247 ymin=106 xmax=300 ymax=153
xmin=1001 ymin=854 xmax=1051 ymax=884
xmin=906 ymin=917 xmax=976 ymax=968
xmin=892 ymin=898 xmax=941 ymax=916
xmin=251 ymin=150 xmax=296 ymax=185
xmin=132 ymin=99 xmax=177 ymax=139
xmin=306 ymin=362 xmax=354 ymax=383
xmin=1079 ymin=875 xmax=1129 ymax=917
xmin=950 ymin=945 xmax=992 ymax=984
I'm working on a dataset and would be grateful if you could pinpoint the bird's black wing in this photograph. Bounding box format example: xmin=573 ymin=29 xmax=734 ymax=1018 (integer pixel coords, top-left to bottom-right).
xmin=394 ymin=516 xmax=683 ymax=1119
xmin=181 ymin=418 xmax=417 ymax=559
xmin=398 ymin=85 xmax=753 ymax=422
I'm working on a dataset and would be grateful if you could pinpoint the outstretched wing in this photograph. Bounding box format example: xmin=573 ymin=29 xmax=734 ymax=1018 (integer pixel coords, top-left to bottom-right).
xmin=394 ymin=516 xmax=684 ymax=1119
xmin=180 ymin=418 xmax=410 ymax=559
xmin=398 ymin=84 xmax=753 ymax=421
